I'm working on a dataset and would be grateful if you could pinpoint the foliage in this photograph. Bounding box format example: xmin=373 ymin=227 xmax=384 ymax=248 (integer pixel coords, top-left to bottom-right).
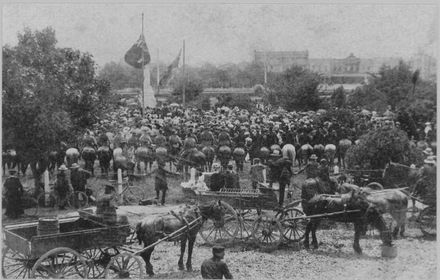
xmin=169 ymin=68 xmax=204 ymax=103
xmin=330 ymin=86 xmax=346 ymax=108
xmin=347 ymin=61 xmax=436 ymax=125
xmin=2 ymin=27 xmax=112 ymax=167
xmin=267 ymin=66 xmax=322 ymax=111
xmin=345 ymin=127 xmax=424 ymax=169
xmin=316 ymin=108 xmax=357 ymax=129
xmin=217 ymin=94 xmax=253 ymax=111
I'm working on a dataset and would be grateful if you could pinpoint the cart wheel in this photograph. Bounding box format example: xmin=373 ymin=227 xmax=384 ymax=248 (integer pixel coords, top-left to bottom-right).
xmin=30 ymin=247 xmax=87 ymax=278
xmin=236 ymin=209 xmax=258 ymax=240
xmin=199 ymin=201 xmax=239 ymax=245
xmin=2 ymin=247 xmax=37 ymax=278
xmin=418 ymin=206 xmax=436 ymax=237
xmin=36 ymin=192 xmax=58 ymax=215
xmin=122 ymin=186 xmax=145 ymax=205
xmin=275 ymin=207 xmax=307 ymax=242
xmin=252 ymin=213 xmax=284 ymax=251
xmin=75 ymin=247 xmax=119 ymax=279
xmin=103 ymin=253 xmax=144 ymax=279
xmin=67 ymin=191 xmax=89 ymax=209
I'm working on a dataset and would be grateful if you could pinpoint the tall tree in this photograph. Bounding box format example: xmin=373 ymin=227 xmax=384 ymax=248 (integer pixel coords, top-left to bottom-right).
xmin=268 ymin=66 xmax=322 ymax=111
xmin=2 ymin=27 xmax=111 ymax=186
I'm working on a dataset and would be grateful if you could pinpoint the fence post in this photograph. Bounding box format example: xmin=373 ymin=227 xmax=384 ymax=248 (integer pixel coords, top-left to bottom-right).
xmin=117 ymin=168 xmax=123 ymax=204
xmin=44 ymin=169 xmax=50 ymax=207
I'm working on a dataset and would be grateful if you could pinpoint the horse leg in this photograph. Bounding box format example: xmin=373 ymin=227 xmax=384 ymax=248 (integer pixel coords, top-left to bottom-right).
xmin=178 ymin=237 xmax=186 ymax=270
xmin=140 ymin=247 xmax=155 ymax=276
xmin=311 ymin=220 xmax=320 ymax=249
xmin=186 ymin=235 xmax=196 ymax=271
xmin=303 ymin=221 xmax=312 ymax=249
xmin=353 ymin=222 xmax=363 ymax=254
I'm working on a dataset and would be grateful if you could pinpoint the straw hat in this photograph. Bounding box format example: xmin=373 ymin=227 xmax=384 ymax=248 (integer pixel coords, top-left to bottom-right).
xmin=309 ymin=154 xmax=318 ymax=160
xmin=423 ymin=148 xmax=434 ymax=156
xmin=58 ymin=165 xmax=68 ymax=171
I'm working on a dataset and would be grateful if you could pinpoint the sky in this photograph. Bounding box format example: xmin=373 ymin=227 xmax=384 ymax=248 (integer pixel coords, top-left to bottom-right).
xmin=2 ymin=3 xmax=438 ymax=68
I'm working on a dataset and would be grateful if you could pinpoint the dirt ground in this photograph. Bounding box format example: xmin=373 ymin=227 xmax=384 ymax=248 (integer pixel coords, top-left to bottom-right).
xmin=2 ymin=160 xmax=437 ymax=279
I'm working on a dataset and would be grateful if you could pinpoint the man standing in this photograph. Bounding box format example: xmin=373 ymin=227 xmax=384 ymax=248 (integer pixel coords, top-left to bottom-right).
xmin=249 ymin=158 xmax=267 ymax=189
xmin=224 ymin=164 xmax=240 ymax=189
xmin=70 ymin=163 xmax=92 ymax=204
xmin=96 ymin=184 xmax=118 ymax=224
xmin=201 ymin=246 xmax=233 ymax=279
xmin=3 ymin=170 xmax=24 ymax=219
xmin=54 ymin=165 xmax=72 ymax=210
xmin=297 ymin=154 xmax=320 ymax=179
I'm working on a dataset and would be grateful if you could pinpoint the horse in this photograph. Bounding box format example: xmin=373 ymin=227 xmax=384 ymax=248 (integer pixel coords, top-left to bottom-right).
xmin=302 ymin=190 xmax=392 ymax=254
xmin=135 ymin=202 xmax=225 ymax=276
xmin=338 ymin=181 xmax=408 ymax=237
xmin=217 ymin=145 xmax=232 ymax=169
xmin=324 ymin=144 xmax=336 ymax=166
xmin=201 ymin=146 xmax=215 ymax=172
xmin=65 ymin=148 xmax=80 ymax=168
xmin=258 ymin=146 xmax=270 ymax=164
xmin=337 ymin=139 xmax=352 ymax=170
xmin=134 ymin=146 xmax=154 ymax=174
xmin=281 ymin=144 xmax=296 ymax=170
xmin=81 ymin=147 xmax=96 ymax=176
xmin=232 ymin=147 xmax=246 ymax=172
xmin=313 ymin=144 xmax=325 ymax=160
xmin=97 ymin=146 xmax=112 ymax=176
xmin=177 ymin=148 xmax=206 ymax=180
xmin=112 ymin=148 xmax=134 ymax=178
xmin=299 ymin=144 xmax=313 ymax=167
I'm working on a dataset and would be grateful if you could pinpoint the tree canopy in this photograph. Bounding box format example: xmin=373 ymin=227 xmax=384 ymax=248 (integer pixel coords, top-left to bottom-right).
xmin=267 ymin=66 xmax=322 ymax=111
xmin=2 ymin=27 xmax=112 ymax=164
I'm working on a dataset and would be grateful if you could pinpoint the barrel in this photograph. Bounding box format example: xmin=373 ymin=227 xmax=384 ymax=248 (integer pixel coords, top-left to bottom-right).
xmin=37 ymin=218 xmax=60 ymax=235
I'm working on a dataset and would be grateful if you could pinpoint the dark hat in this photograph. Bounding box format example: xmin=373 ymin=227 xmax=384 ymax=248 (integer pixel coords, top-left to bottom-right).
xmin=212 ymin=245 xmax=225 ymax=254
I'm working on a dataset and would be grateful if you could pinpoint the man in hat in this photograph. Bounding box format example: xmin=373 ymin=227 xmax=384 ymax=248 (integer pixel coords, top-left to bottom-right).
xmin=423 ymin=147 xmax=434 ymax=158
xmin=3 ymin=170 xmax=24 ymax=218
xmin=224 ymin=164 xmax=240 ymax=189
xmin=413 ymin=156 xmax=436 ymax=205
xmin=70 ymin=163 xmax=93 ymax=205
xmin=249 ymin=158 xmax=267 ymax=189
xmin=54 ymin=165 xmax=72 ymax=210
xmin=297 ymin=154 xmax=320 ymax=179
xmin=201 ymin=245 xmax=233 ymax=279
xmin=96 ymin=184 xmax=117 ymax=224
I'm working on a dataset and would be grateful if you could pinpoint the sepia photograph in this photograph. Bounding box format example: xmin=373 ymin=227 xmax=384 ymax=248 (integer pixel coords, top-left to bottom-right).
xmin=1 ymin=1 xmax=438 ymax=279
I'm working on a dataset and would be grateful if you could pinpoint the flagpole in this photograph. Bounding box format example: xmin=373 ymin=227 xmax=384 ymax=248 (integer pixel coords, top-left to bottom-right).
xmin=141 ymin=12 xmax=145 ymax=117
xmin=157 ymin=48 xmax=160 ymax=96
xmin=182 ymin=39 xmax=186 ymax=107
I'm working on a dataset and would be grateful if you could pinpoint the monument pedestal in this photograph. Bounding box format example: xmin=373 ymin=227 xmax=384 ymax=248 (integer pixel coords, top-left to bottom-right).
xmin=139 ymin=65 xmax=157 ymax=108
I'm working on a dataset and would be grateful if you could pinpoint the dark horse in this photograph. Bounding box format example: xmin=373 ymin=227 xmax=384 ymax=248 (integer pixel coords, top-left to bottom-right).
xmin=301 ymin=178 xmax=392 ymax=254
xmin=135 ymin=202 xmax=225 ymax=276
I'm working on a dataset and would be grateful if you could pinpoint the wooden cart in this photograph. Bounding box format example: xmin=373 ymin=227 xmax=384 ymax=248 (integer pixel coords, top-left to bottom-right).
xmin=183 ymin=186 xmax=308 ymax=251
xmin=2 ymin=213 xmax=144 ymax=279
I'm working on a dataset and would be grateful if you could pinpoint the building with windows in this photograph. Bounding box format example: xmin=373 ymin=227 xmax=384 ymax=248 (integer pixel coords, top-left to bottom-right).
xmin=254 ymin=50 xmax=309 ymax=72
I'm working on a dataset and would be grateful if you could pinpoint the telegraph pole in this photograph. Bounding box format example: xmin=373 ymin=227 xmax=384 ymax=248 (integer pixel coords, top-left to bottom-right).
xmin=141 ymin=12 xmax=145 ymax=117
xmin=182 ymin=39 xmax=186 ymax=107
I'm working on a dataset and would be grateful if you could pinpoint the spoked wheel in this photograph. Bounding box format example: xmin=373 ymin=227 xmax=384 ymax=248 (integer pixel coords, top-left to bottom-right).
xmin=67 ymin=191 xmax=89 ymax=209
xmin=275 ymin=207 xmax=307 ymax=242
xmin=252 ymin=213 xmax=284 ymax=251
xmin=30 ymin=247 xmax=87 ymax=278
xmin=103 ymin=253 xmax=144 ymax=279
xmin=236 ymin=209 xmax=258 ymax=240
xmin=122 ymin=186 xmax=145 ymax=205
xmin=418 ymin=206 xmax=436 ymax=237
xmin=36 ymin=192 xmax=58 ymax=215
xmin=75 ymin=247 xmax=119 ymax=279
xmin=2 ymin=247 xmax=37 ymax=278
xmin=199 ymin=201 xmax=239 ymax=246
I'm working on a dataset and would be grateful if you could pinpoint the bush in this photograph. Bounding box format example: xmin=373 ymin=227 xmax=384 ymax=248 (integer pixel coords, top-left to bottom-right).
xmin=345 ymin=127 xmax=424 ymax=169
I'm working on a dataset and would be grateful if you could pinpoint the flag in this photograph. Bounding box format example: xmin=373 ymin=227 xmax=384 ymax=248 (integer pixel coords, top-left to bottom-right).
xmin=159 ymin=49 xmax=181 ymax=87
xmin=124 ymin=34 xmax=151 ymax=68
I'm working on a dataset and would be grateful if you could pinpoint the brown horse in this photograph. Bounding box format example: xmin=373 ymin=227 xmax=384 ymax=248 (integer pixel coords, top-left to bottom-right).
xmin=135 ymin=202 xmax=225 ymax=276
xmin=338 ymin=183 xmax=408 ymax=238
xmin=302 ymin=191 xmax=392 ymax=254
